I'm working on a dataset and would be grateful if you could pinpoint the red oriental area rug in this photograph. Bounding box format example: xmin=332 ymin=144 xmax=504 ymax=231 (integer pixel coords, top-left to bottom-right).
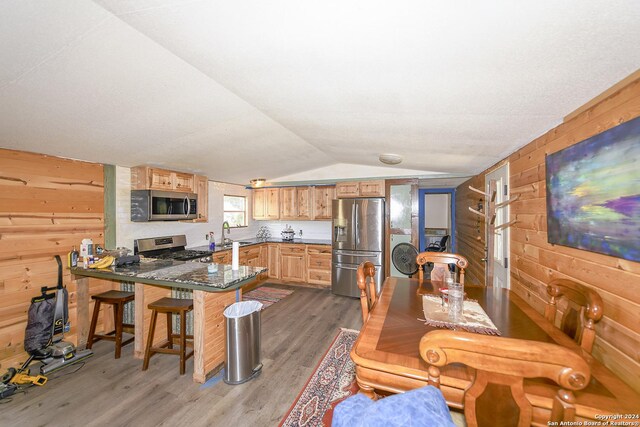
xmin=279 ymin=328 xmax=360 ymax=427
xmin=243 ymin=285 xmax=294 ymax=308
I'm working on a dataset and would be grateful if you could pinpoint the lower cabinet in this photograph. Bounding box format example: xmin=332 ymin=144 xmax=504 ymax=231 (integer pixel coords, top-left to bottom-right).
xmin=267 ymin=244 xmax=280 ymax=279
xmin=240 ymin=245 xmax=267 ymax=280
xmin=211 ymin=243 xmax=331 ymax=286
xmin=280 ymin=244 xmax=306 ymax=282
xmin=210 ymin=250 xmax=231 ymax=264
xmin=306 ymin=245 xmax=332 ymax=286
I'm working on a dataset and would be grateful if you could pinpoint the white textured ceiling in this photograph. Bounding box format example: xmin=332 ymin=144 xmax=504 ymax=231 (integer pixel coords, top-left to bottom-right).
xmin=1 ymin=1 xmax=639 ymax=184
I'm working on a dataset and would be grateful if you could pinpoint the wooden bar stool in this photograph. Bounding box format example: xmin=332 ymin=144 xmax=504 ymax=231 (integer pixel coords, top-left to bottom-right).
xmin=142 ymin=297 xmax=194 ymax=375
xmin=87 ymin=290 xmax=135 ymax=359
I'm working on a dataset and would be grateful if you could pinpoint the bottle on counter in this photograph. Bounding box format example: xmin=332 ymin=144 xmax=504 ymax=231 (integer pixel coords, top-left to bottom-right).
xmin=80 ymin=238 xmax=93 ymax=258
xmin=68 ymin=246 xmax=79 ymax=268
xmin=209 ymin=232 xmax=216 ymax=251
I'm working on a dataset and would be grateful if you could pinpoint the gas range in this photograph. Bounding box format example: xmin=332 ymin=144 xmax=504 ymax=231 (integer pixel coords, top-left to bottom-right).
xmin=134 ymin=235 xmax=211 ymax=261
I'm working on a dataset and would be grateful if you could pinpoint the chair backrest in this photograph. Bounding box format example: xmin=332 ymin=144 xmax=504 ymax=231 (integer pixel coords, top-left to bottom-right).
xmin=357 ymin=261 xmax=377 ymax=323
xmin=427 ymin=235 xmax=449 ymax=252
xmin=416 ymin=252 xmax=468 ymax=284
xmin=437 ymin=235 xmax=449 ymax=251
xmin=419 ymin=330 xmax=591 ymax=427
xmin=544 ymin=278 xmax=604 ymax=353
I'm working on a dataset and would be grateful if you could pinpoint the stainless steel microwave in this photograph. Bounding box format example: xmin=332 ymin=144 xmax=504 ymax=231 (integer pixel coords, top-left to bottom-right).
xmin=131 ymin=190 xmax=198 ymax=221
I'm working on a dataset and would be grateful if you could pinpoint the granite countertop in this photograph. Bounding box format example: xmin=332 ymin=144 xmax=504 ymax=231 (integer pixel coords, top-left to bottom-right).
xmin=71 ymin=259 xmax=266 ymax=292
xmin=189 ymin=237 xmax=331 ymax=253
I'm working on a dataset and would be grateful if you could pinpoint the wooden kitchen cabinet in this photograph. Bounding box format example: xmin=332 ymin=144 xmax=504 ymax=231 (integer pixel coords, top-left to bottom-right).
xmin=313 ymin=186 xmax=335 ymax=220
xmin=280 ymin=244 xmax=306 ymax=282
xmin=148 ymin=168 xmax=174 ymax=190
xmin=131 ymin=166 xmax=197 ymax=193
xmin=174 ymin=172 xmax=194 ymax=193
xmin=239 ymin=244 xmax=268 ymax=280
xmin=211 ymin=250 xmax=231 ymax=264
xmin=336 ymin=180 xmax=385 ymax=198
xmin=306 ymin=245 xmax=332 ymax=286
xmin=193 ymin=175 xmax=208 ymax=222
xmin=239 ymin=245 xmax=262 ymax=266
xmin=211 ymin=243 xmax=331 ymax=286
xmin=280 ymin=186 xmax=313 ymax=220
xmin=267 ymin=244 xmax=280 ymax=279
xmin=359 ymin=180 xmax=385 ymax=197
xmin=252 ymin=189 xmax=266 ymax=219
xmin=253 ymin=188 xmax=280 ymax=220
xmin=296 ymin=187 xmax=312 ymax=220
xmin=265 ymin=188 xmax=280 ymax=219
xmin=336 ymin=181 xmax=360 ymax=198
xmin=280 ymin=188 xmax=297 ymax=219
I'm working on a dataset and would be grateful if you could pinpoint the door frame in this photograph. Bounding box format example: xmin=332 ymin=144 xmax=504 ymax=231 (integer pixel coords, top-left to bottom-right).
xmin=485 ymin=163 xmax=510 ymax=289
xmin=418 ymin=188 xmax=456 ymax=253
xmin=385 ymin=179 xmax=419 ymax=277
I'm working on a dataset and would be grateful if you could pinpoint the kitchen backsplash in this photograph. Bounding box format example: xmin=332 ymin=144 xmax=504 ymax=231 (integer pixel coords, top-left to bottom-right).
xmin=259 ymin=220 xmax=332 ymax=240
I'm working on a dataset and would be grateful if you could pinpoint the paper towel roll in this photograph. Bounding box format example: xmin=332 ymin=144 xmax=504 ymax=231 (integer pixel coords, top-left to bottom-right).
xmin=232 ymin=241 xmax=239 ymax=270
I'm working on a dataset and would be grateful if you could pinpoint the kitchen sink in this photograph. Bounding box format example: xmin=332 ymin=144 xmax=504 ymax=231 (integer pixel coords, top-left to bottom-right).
xmin=221 ymin=241 xmax=254 ymax=248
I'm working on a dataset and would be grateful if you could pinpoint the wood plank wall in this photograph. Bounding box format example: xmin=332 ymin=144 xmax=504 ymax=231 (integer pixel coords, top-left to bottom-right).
xmin=455 ymin=174 xmax=488 ymax=286
xmin=455 ymin=74 xmax=640 ymax=393
xmin=0 ymin=148 xmax=112 ymax=371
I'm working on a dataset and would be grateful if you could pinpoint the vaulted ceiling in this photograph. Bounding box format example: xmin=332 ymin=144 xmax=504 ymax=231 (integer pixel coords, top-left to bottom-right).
xmin=1 ymin=1 xmax=639 ymax=184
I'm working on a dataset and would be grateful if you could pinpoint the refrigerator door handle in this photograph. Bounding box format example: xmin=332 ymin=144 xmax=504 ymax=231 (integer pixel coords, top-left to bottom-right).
xmin=335 ymin=264 xmax=359 ymax=271
xmin=335 ymin=251 xmax=379 ymax=257
xmin=354 ymin=202 xmax=359 ymax=247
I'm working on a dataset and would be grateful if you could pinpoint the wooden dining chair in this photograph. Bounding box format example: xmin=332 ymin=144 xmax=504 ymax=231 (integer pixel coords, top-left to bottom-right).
xmin=416 ymin=252 xmax=468 ymax=284
xmin=357 ymin=261 xmax=377 ymax=323
xmin=419 ymin=330 xmax=591 ymax=427
xmin=544 ymin=278 xmax=604 ymax=353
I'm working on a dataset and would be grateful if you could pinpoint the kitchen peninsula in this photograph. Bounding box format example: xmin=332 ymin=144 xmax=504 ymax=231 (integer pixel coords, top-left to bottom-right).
xmin=71 ymin=260 xmax=266 ymax=383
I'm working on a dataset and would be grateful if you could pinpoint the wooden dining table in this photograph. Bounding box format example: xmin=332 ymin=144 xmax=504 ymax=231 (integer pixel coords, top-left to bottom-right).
xmin=350 ymin=276 xmax=640 ymax=423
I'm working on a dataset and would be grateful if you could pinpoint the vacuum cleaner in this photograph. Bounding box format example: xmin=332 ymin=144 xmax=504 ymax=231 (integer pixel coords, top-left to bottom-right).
xmin=2 ymin=255 xmax=93 ymax=389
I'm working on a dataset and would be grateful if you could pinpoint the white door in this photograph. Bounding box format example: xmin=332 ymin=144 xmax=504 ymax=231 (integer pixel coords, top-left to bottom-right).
xmin=486 ymin=164 xmax=510 ymax=288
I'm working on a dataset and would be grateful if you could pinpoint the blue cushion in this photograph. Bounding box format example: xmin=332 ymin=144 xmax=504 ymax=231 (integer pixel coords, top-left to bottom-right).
xmin=333 ymin=386 xmax=455 ymax=427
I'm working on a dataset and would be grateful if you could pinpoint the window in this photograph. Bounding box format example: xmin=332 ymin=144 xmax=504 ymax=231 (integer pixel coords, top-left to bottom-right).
xmin=223 ymin=195 xmax=247 ymax=227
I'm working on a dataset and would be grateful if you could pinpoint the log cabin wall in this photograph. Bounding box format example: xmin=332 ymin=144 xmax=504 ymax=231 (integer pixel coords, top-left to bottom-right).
xmin=0 ymin=148 xmax=113 ymax=371
xmin=456 ymin=73 xmax=640 ymax=392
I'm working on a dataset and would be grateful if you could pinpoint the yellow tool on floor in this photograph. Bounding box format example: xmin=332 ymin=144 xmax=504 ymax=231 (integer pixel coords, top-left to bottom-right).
xmin=10 ymin=372 xmax=47 ymax=386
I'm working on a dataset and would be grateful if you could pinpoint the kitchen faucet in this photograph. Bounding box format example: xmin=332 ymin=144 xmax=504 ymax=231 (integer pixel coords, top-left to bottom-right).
xmin=221 ymin=221 xmax=231 ymax=245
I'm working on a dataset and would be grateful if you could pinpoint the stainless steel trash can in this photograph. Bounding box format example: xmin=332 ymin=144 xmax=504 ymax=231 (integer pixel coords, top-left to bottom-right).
xmin=223 ymin=300 xmax=263 ymax=384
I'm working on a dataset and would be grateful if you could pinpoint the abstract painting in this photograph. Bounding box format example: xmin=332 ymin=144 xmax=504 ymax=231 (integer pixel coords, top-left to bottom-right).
xmin=546 ymin=115 xmax=640 ymax=262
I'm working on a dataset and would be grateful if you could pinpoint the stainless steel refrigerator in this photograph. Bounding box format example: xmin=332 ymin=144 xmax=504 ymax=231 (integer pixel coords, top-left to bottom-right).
xmin=332 ymin=198 xmax=385 ymax=298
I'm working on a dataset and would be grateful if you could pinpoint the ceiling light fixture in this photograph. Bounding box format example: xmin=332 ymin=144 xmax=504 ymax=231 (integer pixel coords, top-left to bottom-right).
xmin=250 ymin=178 xmax=266 ymax=188
xmin=379 ymin=153 xmax=403 ymax=165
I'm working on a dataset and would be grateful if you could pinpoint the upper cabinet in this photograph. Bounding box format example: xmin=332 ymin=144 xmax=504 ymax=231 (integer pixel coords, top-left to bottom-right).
xmin=313 ymin=186 xmax=336 ymax=220
xmin=131 ymin=166 xmax=195 ymax=193
xmin=280 ymin=188 xmax=296 ymax=219
xmin=336 ymin=180 xmax=385 ymax=198
xmin=193 ymin=175 xmax=208 ymax=222
xmin=253 ymin=185 xmax=335 ymax=221
xmin=174 ymin=172 xmax=195 ymax=193
xmin=131 ymin=166 xmax=207 ymax=222
xmin=280 ymin=187 xmax=312 ymax=220
xmin=253 ymin=188 xmax=280 ymax=220
xmin=252 ymin=188 xmax=266 ymax=219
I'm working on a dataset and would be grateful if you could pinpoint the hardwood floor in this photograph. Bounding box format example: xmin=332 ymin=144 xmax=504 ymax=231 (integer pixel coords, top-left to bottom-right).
xmin=2 ymin=285 xmax=362 ymax=426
